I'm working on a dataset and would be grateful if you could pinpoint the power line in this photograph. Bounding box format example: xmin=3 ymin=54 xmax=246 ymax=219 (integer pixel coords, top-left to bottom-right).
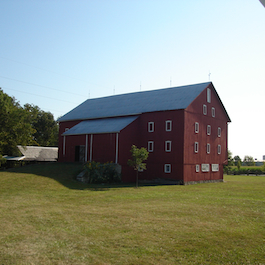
xmin=2 ymin=86 xmax=80 ymax=105
xmin=0 ymin=55 xmax=111 ymax=90
xmin=0 ymin=75 xmax=86 ymax=97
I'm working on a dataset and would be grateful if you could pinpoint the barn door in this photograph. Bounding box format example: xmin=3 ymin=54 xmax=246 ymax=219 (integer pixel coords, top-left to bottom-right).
xmin=75 ymin=145 xmax=85 ymax=162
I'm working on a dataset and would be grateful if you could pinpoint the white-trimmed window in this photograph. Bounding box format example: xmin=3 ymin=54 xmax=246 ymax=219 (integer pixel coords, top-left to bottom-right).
xmin=212 ymin=107 xmax=215 ymax=117
xmin=148 ymin=141 xmax=154 ymax=152
xmin=164 ymin=164 xmax=171 ymax=173
xmin=165 ymin=141 xmax=172 ymax=152
xmin=207 ymin=143 xmax=211 ymax=154
xmin=218 ymin=127 xmax=221 ymax=137
xmin=218 ymin=144 xmax=221 ymax=155
xmin=203 ymin=104 xmax=207 ymax=115
xmin=196 ymin=164 xmax=200 ymax=173
xmin=65 ymin=128 xmax=69 ymax=132
xmin=194 ymin=142 xmax=199 ymax=153
xmin=207 ymin=125 xmax=211 ymax=135
xmin=195 ymin=122 xmax=199 ymax=133
xmin=148 ymin=122 xmax=154 ymax=132
xmin=165 ymin=120 xmax=172 ymax=131
xmin=207 ymin=88 xmax=211 ymax=103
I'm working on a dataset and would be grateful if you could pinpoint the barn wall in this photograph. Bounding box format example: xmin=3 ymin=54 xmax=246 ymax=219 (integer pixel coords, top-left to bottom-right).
xmin=58 ymin=120 xmax=83 ymax=162
xmin=118 ymin=117 xmax=141 ymax=182
xmin=183 ymin=84 xmax=229 ymax=183
xmin=92 ymin=133 xmax=117 ymax=163
xmin=119 ymin=111 xmax=186 ymax=182
xmin=138 ymin=110 xmax=185 ymax=181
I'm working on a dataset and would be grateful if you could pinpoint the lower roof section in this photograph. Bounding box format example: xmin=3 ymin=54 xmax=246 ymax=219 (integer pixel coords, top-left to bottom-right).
xmin=62 ymin=116 xmax=139 ymax=136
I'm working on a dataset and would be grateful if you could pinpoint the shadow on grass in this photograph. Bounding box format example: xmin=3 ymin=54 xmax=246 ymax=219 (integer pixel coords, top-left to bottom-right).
xmin=4 ymin=162 xmax=141 ymax=190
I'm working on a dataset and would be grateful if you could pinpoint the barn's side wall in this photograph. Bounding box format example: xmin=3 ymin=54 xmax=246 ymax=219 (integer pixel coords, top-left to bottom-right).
xmin=183 ymin=84 xmax=229 ymax=183
xmin=119 ymin=110 xmax=185 ymax=182
xmin=58 ymin=120 xmax=82 ymax=162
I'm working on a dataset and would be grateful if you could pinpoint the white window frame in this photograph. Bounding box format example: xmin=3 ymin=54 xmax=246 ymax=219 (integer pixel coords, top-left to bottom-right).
xmin=165 ymin=141 xmax=172 ymax=152
xmin=207 ymin=125 xmax=211 ymax=136
xmin=196 ymin=164 xmax=200 ymax=173
xmin=164 ymin=164 xmax=171 ymax=173
xmin=195 ymin=122 xmax=199 ymax=133
xmin=194 ymin=142 xmax=199 ymax=153
xmin=218 ymin=127 xmax=221 ymax=137
xmin=65 ymin=128 xmax=69 ymax=132
xmin=207 ymin=143 xmax=211 ymax=154
xmin=148 ymin=141 xmax=154 ymax=152
xmin=203 ymin=104 xmax=207 ymax=115
xmin=212 ymin=107 xmax=215 ymax=117
xmin=207 ymin=88 xmax=211 ymax=103
xmin=148 ymin=122 xmax=154 ymax=132
xmin=165 ymin=120 xmax=172 ymax=132
xmin=218 ymin=144 xmax=221 ymax=155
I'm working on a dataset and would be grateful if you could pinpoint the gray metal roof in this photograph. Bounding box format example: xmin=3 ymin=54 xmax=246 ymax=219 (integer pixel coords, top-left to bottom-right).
xmin=17 ymin=145 xmax=58 ymax=161
xmin=62 ymin=116 xmax=139 ymax=136
xmin=58 ymin=82 xmax=211 ymax=122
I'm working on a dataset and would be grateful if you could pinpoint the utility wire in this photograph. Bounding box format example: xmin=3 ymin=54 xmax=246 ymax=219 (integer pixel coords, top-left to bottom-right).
xmin=0 ymin=55 xmax=110 ymax=89
xmin=0 ymin=75 xmax=85 ymax=97
xmin=2 ymin=86 xmax=80 ymax=105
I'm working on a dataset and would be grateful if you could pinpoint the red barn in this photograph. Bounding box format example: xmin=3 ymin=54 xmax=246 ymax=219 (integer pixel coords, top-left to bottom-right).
xmin=58 ymin=82 xmax=231 ymax=184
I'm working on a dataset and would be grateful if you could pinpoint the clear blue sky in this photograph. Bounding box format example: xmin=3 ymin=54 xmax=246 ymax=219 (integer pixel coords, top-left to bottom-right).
xmin=0 ymin=0 xmax=265 ymax=160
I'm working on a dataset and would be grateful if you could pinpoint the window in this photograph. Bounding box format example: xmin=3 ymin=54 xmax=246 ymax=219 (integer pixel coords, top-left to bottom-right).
xmin=203 ymin=104 xmax=207 ymax=115
xmin=148 ymin=122 xmax=154 ymax=132
xmin=165 ymin=120 xmax=172 ymax=131
xmin=164 ymin=164 xmax=171 ymax=173
xmin=212 ymin=164 xmax=219 ymax=172
xmin=207 ymin=125 xmax=211 ymax=135
xmin=195 ymin=122 xmax=199 ymax=133
xmin=218 ymin=127 xmax=221 ymax=137
xmin=196 ymin=164 xmax=200 ymax=173
xmin=194 ymin=142 xmax=199 ymax=153
xmin=202 ymin=164 xmax=210 ymax=172
xmin=207 ymin=143 xmax=211 ymax=154
xmin=148 ymin=141 xmax=154 ymax=152
xmin=212 ymin=107 xmax=215 ymax=117
xmin=65 ymin=128 xmax=69 ymax=132
xmin=207 ymin=88 xmax=211 ymax=103
xmin=218 ymin=145 xmax=221 ymax=154
xmin=165 ymin=141 xmax=172 ymax=152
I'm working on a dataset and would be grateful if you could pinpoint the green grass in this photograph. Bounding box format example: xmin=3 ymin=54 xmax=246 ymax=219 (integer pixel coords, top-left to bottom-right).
xmin=0 ymin=163 xmax=264 ymax=265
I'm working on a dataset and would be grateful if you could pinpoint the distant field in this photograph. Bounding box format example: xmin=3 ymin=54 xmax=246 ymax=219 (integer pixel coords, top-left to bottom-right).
xmin=0 ymin=163 xmax=264 ymax=265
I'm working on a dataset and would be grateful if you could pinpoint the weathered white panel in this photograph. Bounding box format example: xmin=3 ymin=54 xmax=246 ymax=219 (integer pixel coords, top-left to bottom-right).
xmin=201 ymin=164 xmax=210 ymax=172
xmin=212 ymin=164 xmax=219 ymax=172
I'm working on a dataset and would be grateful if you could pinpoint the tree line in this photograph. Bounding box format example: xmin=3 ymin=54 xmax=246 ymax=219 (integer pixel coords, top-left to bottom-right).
xmin=0 ymin=88 xmax=58 ymax=157
xmin=227 ymin=151 xmax=257 ymax=167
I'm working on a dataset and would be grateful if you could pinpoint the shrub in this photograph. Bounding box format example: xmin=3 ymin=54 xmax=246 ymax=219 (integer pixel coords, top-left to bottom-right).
xmin=229 ymin=167 xmax=265 ymax=176
xmin=84 ymin=161 xmax=121 ymax=184
xmin=0 ymin=155 xmax=6 ymax=169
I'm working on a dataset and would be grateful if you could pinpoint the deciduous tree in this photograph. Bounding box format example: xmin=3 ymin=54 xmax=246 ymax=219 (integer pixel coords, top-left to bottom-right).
xmin=127 ymin=145 xmax=149 ymax=188
xmin=0 ymin=89 xmax=35 ymax=155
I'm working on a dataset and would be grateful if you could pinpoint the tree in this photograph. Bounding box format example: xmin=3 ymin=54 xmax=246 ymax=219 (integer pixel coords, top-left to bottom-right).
xmin=233 ymin=155 xmax=242 ymax=167
xmin=127 ymin=145 xmax=149 ymax=188
xmin=24 ymin=104 xmax=59 ymax=146
xmin=224 ymin=150 xmax=233 ymax=174
xmin=0 ymin=89 xmax=35 ymax=155
xmin=243 ymin=156 xmax=255 ymax=166
xmin=237 ymin=160 xmax=241 ymax=170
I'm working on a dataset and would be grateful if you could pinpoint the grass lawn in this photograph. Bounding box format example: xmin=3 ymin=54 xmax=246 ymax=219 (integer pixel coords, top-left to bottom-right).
xmin=0 ymin=163 xmax=264 ymax=265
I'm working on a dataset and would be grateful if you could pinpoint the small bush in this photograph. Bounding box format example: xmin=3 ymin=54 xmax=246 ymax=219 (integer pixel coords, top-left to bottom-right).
xmin=228 ymin=167 xmax=264 ymax=176
xmin=0 ymin=155 xmax=6 ymax=169
xmin=84 ymin=161 xmax=121 ymax=184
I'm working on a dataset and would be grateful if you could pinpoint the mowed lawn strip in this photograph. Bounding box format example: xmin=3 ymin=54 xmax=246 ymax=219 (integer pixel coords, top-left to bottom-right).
xmin=0 ymin=163 xmax=264 ymax=265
